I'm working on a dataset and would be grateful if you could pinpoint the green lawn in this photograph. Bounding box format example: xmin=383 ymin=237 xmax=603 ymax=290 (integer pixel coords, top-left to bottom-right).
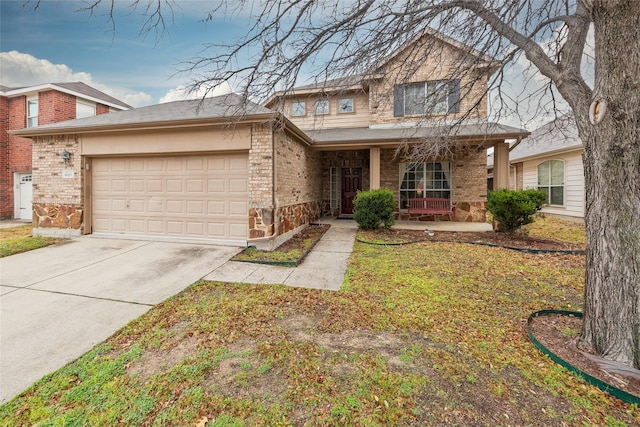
xmin=1 ymin=217 xmax=637 ymax=426
xmin=0 ymin=225 xmax=63 ymax=258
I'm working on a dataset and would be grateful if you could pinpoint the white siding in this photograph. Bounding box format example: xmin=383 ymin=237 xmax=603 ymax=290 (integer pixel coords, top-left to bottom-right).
xmin=521 ymin=149 xmax=584 ymax=218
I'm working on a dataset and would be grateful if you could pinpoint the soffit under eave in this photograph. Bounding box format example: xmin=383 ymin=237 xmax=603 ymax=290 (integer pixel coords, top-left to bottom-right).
xmin=310 ymin=137 xmax=510 ymax=151
xmin=11 ymin=114 xmax=276 ymax=138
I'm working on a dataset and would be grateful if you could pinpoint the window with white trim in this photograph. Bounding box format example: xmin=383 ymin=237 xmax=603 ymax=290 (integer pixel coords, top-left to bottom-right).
xmin=292 ymin=101 xmax=306 ymax=116
xmin=76 ymin=100 xmax=96 ymax=119
xmin=399 ymin=162 xmax=452 ymax=209
xmin=315 ymin=98 xmax=329 ymax=115
xmin=537 ymin=160 xmax=564 ymax=205
xmin=338 ymin=98 xmax=353 ymax=113
xmin=27 ymin=98 xmax=38 ymax=128
xmin=394 ymin=79 xmax=460 ymax=117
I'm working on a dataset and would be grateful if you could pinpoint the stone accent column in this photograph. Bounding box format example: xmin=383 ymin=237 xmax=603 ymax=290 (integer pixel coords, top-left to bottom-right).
xmin=31 ymin=134 xmax=83 ymax=237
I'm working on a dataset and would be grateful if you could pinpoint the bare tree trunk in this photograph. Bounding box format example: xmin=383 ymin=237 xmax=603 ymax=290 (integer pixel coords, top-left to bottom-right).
xmin=577 ymin=1 xmax=640 ymax=369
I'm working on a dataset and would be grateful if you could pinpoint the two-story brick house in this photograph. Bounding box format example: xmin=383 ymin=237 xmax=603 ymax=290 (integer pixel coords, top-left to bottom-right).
xmin=0 ymin=82 xmax=131 ymax=220
xmin=13 ymin=30 xmax=526 ymax=248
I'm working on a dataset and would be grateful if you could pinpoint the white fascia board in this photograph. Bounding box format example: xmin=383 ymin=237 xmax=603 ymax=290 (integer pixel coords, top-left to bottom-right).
xmin=1 ymin=84 xmax=130 ymax=111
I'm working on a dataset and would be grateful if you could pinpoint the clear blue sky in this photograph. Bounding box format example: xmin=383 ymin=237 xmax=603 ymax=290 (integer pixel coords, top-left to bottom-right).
xmin=0 ymin=1 xmax=246 ymax=106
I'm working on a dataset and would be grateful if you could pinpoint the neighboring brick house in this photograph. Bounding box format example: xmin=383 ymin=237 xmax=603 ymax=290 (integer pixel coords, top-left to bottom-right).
xmin=13 ymin=29 xmax=527 ymax=248
xmin=0 ymin=82 xmax=131 ymax=220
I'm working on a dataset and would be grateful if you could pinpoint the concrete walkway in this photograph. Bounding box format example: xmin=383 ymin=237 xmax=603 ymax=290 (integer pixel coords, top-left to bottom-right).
xmin=205 ymin=218 xmax=358 ymax=291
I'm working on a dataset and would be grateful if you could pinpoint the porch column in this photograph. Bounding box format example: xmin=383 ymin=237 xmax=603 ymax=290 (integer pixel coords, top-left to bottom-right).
xmin=493 ymin=142 xmax=509 ymax=190
xmin=370 ymin=147 xmax=380 ymax=189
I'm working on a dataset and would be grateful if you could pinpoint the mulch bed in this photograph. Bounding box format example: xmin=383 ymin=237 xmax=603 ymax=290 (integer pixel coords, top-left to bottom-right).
xmin=529 ymin=314 xmax=640 ymax=400
xmin=358 ymin=228 xmax=585 ymax=252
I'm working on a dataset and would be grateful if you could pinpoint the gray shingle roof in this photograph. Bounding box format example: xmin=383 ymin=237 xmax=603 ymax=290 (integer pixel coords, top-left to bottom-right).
xmin=308 ymin=122 xmax=528 ymax=144
xmin=0 ymin=82 xmax=132 ymax=109
xmin=14 ymin=93 xmax=273 ymax=135
xmin=510 ymin=114 xmax=581 ymax=161
xmin=52 ymin=82 xmax=132 ymax=109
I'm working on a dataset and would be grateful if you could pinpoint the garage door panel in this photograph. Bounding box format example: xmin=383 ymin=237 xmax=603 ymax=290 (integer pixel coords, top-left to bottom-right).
xmin=129 ymin=180 xmax=145 ymax=192
xmin=187 ymin=179 xmax=204 ymax=193
xmin=207 ymin=157 xmax=226 ymax=171
xmin=147 ymin=220 xmax=164 ymax=233
xmin=111 ymin=219 xmax=127 ymax=232
xmin=229 ymin=156 xmax=248 ymax=170
xmin=187 ymin=200 xmax=204 ymax=214
xmin=148 ymin=179 xmax=165 ymax=192
xmin=229 ymin=201 xmax=248 ymax=215
xmin=92 ymin=155 xmax=248 ymax=241
xmin=229 ymin=222 xmax=249 ymax=238
xmin=208 ymin=179 xmax=226 ymax=193
xmin=129 ymin=219 xmax=146 ymax=233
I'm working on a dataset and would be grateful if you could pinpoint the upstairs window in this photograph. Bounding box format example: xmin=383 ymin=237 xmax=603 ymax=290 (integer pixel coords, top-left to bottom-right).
xmin=394 ymin=79 xmax=460 ymax=117
xmin=537 ymin=160 xmax=564 ymax=205
xmin=76 ymin=100 xmax=96 ymax=119
xmin=27 ymin=98 xmax=38 ymax=128
xmin=291 ymin=101 xmax=306 ymax=116
xmin=315 ymin=98 xmax=329 ymax=115
xmin=399 ymin=162 xmax=452 ymax=209
xmin=338 ymin=98 xmax=354 ymax=113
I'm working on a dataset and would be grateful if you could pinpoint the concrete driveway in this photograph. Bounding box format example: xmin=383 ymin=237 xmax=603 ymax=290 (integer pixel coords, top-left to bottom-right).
xmin=0 ymin=237 xmax=239 ymax=404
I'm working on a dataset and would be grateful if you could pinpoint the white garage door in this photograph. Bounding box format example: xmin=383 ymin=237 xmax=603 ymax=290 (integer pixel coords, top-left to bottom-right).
xmin=92 ymin=154 xmax=248 ymax=243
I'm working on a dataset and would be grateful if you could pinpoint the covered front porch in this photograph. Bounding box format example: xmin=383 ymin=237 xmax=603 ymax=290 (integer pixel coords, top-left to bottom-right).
xmin=316 ymin=142 xmax=510 ymax=223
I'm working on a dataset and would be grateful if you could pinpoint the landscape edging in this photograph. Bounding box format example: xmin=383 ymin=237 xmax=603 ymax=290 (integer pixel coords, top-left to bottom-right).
xmin=527 ymin=309 xmax=640 ymax=406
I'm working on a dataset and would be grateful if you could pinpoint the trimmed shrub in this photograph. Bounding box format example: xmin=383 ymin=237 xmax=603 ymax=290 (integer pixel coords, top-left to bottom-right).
xmin=487 ymin=188 xmax=547 ymax=233
xmin=353 ymin=188 xmax=396 ymax=230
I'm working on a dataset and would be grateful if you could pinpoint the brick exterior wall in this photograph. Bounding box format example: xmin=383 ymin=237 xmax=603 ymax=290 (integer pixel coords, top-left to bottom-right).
xmin=0 ymin=90 xmax=116 ymax=218
xmin=96 ymin=103 xmax=110 ymax=115
xmin=248 ymin=123 xmax=324 ymax=248
xmin=274 ymin=129 xmax=322 ymax=234
xmin=39 ymin=91 xmax=76 ymax=125
xmin=0 ymin=96 xmax=10 ymax=217
xmin=31 ymin=134 xmax=84 ymax=236
xmin=0 ymin=96 xmax=33 ymax=218
xmin=248 ymin=123 xmax=275 ymax=238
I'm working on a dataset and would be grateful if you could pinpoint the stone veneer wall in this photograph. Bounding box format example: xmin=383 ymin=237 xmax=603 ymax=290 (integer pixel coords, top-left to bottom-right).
xmin=379 ymin=147 xmax=489 ymax=222
xmin=31 ymin=134 xmax=84 ymax=236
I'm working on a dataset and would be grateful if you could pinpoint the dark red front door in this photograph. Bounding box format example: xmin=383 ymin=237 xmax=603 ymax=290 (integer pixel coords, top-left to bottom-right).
xmin=341 ymin=168 xmax=362 ymax=215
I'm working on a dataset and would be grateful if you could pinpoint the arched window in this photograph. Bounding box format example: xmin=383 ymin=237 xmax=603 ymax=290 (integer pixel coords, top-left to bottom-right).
xmin=537 ymin=160 xmax=564 ymax=205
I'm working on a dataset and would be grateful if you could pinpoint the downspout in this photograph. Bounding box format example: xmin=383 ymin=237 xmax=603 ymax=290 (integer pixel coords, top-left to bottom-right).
xmin=509 ymin=136 xmax=523 ymax=152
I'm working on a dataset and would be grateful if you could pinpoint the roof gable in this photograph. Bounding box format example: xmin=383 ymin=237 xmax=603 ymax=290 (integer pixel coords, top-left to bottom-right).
xmin=0 ymin=82 xmax=132 ymax=110
xmin=510 ymin=114 xmax=582 ymax=161
xmin=368 ymin=27 xmax=498 ymax=76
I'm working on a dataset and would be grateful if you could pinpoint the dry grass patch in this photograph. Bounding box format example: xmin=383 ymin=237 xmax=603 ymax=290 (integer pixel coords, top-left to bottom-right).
xmin=1 ymin=215 xmax=637 ymax=427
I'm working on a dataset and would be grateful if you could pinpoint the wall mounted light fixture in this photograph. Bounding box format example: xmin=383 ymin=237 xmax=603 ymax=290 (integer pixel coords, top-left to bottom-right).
xmin=60 ymin=150 xmax=71 ymax=167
